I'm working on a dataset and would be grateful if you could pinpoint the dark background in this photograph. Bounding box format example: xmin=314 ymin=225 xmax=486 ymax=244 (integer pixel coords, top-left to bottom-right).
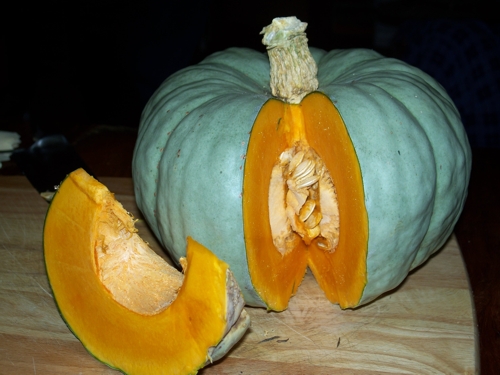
xmin=1 ymin=1 xmax=499 ymax=374
xmin=2 ymin=0 xmax=500 ymax=143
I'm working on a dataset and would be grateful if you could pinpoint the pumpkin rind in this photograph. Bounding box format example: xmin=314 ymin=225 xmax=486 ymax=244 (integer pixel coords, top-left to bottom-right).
xmin=44 ymin=168 xmax=250 ymax=374
xmin=133 ymin=48 xmax=272 ymax=305
xmin=133 ymin=43 xmax=471 ymax=308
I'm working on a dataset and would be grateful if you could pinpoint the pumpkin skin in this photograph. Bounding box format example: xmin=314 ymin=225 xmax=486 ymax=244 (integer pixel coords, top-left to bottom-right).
xmin=43 ymin=168 xmax=250 ymax=374
xmin=133 ymin=41 xmax=471 ymax=310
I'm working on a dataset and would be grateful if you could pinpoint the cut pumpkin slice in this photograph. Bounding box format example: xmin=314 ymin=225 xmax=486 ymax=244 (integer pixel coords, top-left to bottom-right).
xmin=43 ymin=168 xmax=250 ymax=375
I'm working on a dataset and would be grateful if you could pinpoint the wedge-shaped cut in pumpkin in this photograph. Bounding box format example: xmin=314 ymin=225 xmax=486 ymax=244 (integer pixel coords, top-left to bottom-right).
xmin=244 ymin=93 xmax=368 ymax=311
xmin=43 ymin=168 xmax=250 ymax=375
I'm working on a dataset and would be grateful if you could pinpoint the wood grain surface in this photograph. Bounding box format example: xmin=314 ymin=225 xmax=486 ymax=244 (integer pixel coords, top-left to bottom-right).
xmin=0 ymin=175 xmax=478 ymax=374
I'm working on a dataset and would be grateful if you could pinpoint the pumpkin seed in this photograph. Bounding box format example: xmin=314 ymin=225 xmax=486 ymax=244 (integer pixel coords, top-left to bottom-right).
xmin=288 ymin=150 xmax=305 ymax=172
xmin=304 ymin=211 xmax=322 ymax=229
xmin=292 ymin=159 xmax=315 ymax=179
xmin=306 ymin=225 xmax=321 ymax=239
xmin=298 ymin=200 xmax=316 ymax=222
xmin=268 ymin=142 xmax=339 ymax=255
xmin=296 ymin=174 xmax=320 ymax=189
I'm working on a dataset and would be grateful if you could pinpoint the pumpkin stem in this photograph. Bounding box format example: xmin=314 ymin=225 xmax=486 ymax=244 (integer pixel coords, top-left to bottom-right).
xmin=261 ymin=17 xmax=319 ymax=104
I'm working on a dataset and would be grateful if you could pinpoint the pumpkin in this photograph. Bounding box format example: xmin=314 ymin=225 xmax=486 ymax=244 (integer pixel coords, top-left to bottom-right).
xmin=132 ymin=17 xmax=471 ymax=311
xmin=43 ymin=168 xmax=250 ymax=374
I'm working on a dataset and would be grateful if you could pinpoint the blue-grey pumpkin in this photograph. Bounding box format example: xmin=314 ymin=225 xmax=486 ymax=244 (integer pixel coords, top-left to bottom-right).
xmin=133 ymin=17 xmax=471 ymax=311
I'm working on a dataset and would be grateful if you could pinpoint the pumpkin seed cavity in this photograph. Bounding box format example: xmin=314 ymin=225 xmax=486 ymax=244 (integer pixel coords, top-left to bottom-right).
xmin=95 ymin=200 xmax=184 ymax=315
xmin=269 ymin=142 xmax=340 ymax=255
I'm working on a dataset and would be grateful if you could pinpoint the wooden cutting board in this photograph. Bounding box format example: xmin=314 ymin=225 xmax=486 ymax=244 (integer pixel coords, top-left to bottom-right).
xmin=0 ymin=176 xmax=478 ymax=374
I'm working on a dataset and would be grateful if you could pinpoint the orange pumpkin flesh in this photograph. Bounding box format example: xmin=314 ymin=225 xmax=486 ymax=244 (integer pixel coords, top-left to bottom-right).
xmin=44 ymin=169 xmax=249 ymax=374
xmin=243 ymin=92 xmax=368 ymax=311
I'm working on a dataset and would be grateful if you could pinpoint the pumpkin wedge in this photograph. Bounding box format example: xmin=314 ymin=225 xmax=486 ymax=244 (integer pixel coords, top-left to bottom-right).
xmin=43 ymin=168 xmax=250 ymax=375
xmin=132 ymin=17 xmax=471 ymax=311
